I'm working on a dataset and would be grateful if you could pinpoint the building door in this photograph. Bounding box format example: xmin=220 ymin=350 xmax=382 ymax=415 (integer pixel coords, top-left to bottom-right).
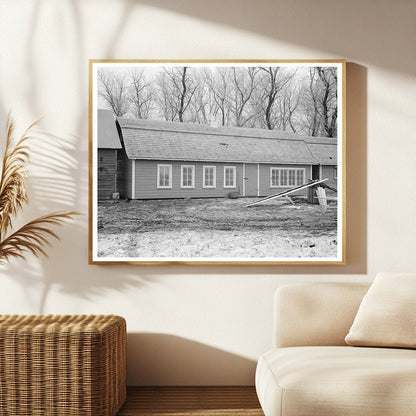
xmin=312 ymin=165 xmax=320 ymax=180
xmin=309 ymin=164 xmax=321 ymax=204
xmin=244 ymin=164 xmax=258 ymax=197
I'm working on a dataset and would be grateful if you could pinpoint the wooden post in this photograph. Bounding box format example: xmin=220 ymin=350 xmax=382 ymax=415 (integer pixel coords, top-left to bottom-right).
xmin=308 ymin=186 xmax=318 ymax=204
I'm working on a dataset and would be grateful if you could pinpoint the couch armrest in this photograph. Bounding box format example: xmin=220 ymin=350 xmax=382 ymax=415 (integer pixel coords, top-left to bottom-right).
xmin=274 ymin=282 xmax=370 ymax=348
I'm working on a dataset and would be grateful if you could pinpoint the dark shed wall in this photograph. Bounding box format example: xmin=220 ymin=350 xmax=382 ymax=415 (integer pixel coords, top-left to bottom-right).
xmin=322 ymin=165 xmax=338 ymax=190
xmin=132 ymin=160 xmax=244 ymax=199
xmin=98 ymin=149 xmax=117 ymax=200
xmin=117 ymin=150 xmax=133 ymax=199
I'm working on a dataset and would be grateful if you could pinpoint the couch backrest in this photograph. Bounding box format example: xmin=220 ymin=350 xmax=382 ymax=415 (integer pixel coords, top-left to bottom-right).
xmin=274 ymin=282 xmax=370 ymax=348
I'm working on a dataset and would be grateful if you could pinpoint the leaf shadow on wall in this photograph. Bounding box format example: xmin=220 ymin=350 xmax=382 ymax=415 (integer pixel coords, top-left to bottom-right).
xmin=0 ymin=127 xmax=155 ymax=314
xmin=126 ymin=333 xmax=257 ymax=386
xmin=0 ymin=0 xmax=158 ymax=313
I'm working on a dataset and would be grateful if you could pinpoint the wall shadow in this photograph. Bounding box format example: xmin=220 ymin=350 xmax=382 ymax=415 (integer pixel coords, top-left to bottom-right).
xmin=0 ymin=1 xmax=152 ymax=312
xmin=135 ymin=0 xmax=413 ymax=76
xmin=0 ymin=124 xmax=159 ymax=313
xmin=127 ymin=333 xmax=257 ymax=386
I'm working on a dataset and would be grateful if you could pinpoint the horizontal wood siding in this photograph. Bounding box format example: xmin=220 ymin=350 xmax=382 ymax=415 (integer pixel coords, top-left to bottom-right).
xmin=126 ymin=160 xmax=321 ymax=200
xmin=259 ymin=164 xmax=312 ymax=197
xmin=98 ymin=149 xmax=117 ymax=200
xmin=322 ymin=165 xmax=338 ymax=190
xmin=133 ymin=160 xmax=244 ymax=199
xmin=117 ymin=150 xmax=132 ymax=199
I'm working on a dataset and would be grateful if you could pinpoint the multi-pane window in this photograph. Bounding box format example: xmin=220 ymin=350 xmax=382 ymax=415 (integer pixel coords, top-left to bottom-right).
xmin=203 ymin=166 xmax=216 ymax=188
xmin=157 ymin=164 xmax=172 ymax=188
xmin=224 ymin=166 xmax=236 ymax=188
xmin=181 ymin=165 xmax=195 ymax=188
xmin=270 ymin=168 xmax=305 ymax=187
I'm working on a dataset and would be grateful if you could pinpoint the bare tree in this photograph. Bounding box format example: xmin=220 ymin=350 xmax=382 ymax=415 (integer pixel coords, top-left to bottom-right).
xmin=105 ymin=65 xmax=338 ymax=136
xmin=128 ymin=69 xmax=154 ymax=119
xmin=278 ymin=85 xmax=301 ymax=133
xmin=183 ymin=70 xmax=212 ymax=124
xmin=301 ymin=67 xmax=338 ymax=137
xmin=204 ymin=68 xmax=231 ymax=126
xmin=255 ymin=67 xmax=296 ymax=130
xmin=308 ymin=69 xmax=320 ymax=136
xmin=98 ymin=69 xmax=130 ymax=117
xmin=227 ymin=67 xmax=260 ymax=127
xmin=155 ymin=67 xmax=198 ymax=122
xmin=155 ymin=73 xmax=173 ymax=121
xmin=317 ymin=67 xmax=338 ymax=137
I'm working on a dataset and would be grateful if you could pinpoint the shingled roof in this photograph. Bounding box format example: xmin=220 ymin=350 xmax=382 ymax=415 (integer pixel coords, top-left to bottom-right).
xmin=117 ymin=117 xmax=337 ymax=165
xmin=98 ymin=109 xmax=122 ymax=149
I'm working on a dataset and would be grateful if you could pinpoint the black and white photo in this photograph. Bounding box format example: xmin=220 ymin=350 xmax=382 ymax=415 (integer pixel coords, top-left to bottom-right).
xmin=89 ymin=60 xmax=345 ymax=264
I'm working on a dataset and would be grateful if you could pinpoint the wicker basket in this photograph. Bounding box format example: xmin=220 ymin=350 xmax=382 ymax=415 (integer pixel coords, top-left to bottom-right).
xmin=0 ymin=314 xmax=126 ymax=416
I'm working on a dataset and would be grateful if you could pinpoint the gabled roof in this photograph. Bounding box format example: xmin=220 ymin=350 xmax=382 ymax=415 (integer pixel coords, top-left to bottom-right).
xmin=117 ymin=117 xmax=337 ymax=165
xmin=97 ymin=109 xmax=122 ymax=149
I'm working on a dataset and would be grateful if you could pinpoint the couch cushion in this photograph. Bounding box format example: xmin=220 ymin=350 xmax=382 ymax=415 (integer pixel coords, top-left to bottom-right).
xmin=274 ymin=283 xmax=370 ymax=348
xmin=345 ymin=272 xmax=416 ymax=348
xmin=256 ymin=346 xmax=416 ymax=416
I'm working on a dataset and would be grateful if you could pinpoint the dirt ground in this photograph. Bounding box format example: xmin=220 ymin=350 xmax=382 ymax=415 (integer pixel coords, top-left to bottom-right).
xmin=96 ymin=197 xmax=338 ymax=260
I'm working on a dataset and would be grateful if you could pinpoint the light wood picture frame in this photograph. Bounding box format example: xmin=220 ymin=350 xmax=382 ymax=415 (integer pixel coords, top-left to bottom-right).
xmin=89 ymin=60 xmax=346 ymax=265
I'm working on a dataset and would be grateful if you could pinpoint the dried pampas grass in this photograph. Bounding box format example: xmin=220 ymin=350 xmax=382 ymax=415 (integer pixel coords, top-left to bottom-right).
xmin=0 ymin=116 xmax=78 ymax=264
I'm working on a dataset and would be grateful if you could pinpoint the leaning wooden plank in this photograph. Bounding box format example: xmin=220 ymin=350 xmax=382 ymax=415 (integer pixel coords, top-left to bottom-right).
xmin=245 ymin=178 xmax=328 ymax=207
xmin=316 ymin=186 xmax=328 ymax=206
xmin=285 ymin=196 xmax=295 ymax=205
xmin=285 ymin=196 xmax=301 ymax=209
xmin=322 ymin=183 xmax=338 ymax=193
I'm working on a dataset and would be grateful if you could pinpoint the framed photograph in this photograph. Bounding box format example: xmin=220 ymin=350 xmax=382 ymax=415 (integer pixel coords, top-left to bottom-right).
xmin=89 ymin=60 xmax=345 ymax=265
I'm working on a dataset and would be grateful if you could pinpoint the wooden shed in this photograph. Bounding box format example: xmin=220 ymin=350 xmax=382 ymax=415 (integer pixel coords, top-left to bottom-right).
xmin=97 ymin=109 xmax=122 ymax=200
xmin=304 ymin=136 xmax=338 ymax=190
xmin=115 ymin=117 xmax=338 ymax=200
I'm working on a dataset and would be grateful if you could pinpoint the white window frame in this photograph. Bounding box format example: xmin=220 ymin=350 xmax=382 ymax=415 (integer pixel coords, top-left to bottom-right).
xmin=157 ymin=164 xmax=172 ymax=189
xmin=203 ymin=165 xmax=216 ymax=188
xmin=224 ymin=166 xmax=236 ymax=188
xmin=270 ymin=167 xmax=306 ymax=188
xmin=181 ymin=165 xmax=195 ymax=189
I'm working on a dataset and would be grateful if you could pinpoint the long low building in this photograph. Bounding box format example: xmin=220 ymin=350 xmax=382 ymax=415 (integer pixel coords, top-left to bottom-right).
xmin=97 ymin=110 xmax=338 ymax=200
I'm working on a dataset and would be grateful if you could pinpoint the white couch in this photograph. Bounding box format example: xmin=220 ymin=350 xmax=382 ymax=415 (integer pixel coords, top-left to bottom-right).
xmin=255 ymin=282 xmax=416 ymax=416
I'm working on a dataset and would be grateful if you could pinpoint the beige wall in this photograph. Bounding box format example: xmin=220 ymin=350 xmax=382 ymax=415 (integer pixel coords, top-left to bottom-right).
xmin=0 ymin=0 xmax=415 ymax=385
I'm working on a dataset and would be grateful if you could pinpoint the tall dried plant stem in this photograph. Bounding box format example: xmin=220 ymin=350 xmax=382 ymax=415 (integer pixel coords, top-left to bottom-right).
xmin=0 ymin=116 xmax=78 ymax=264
